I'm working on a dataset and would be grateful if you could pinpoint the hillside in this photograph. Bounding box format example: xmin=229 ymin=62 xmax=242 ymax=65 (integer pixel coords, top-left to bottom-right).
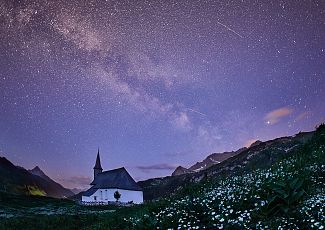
xmin=139 ymin=130 xmax=315 ymax=201
xmin=0 ymin=158 xmax=73 ymax=198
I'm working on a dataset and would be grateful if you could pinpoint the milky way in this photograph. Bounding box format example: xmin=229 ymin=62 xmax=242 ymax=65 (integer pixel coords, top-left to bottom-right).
xmin=0 ymin=0 xmax=324 ymax=189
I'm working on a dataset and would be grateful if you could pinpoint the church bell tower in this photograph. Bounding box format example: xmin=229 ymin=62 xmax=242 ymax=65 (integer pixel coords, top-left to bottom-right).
xmin=93 ymin=149 xmax=103 ymax=179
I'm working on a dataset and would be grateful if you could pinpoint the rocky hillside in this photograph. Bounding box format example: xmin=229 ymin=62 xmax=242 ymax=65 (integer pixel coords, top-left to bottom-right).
xmin=172 ymin=166 xmax=193 ymax=176
xmin=0 ymin=157 xmax=73 ymax=198
xmin=172 ymin=147 xmax=248 ymax=176
xmin=139 ymin=130 xmax=315 ymax=201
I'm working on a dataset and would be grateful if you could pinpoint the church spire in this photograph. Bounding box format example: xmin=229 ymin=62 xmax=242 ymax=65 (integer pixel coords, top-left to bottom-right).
xmin=94 ymin=148 xmax=102 ymax=170
xmin=93 ymin=148 xmax=103 ymax=179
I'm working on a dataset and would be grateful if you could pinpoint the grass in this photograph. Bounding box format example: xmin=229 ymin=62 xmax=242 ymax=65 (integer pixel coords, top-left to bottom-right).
xmin=26 ymin=185 xmax=46 ymax=196
xmin=1 ymin=125 xmax=324 ymax=229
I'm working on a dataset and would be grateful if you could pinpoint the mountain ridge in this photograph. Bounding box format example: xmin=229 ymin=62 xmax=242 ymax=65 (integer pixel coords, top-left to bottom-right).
xmin=139 ymin=130 xmax=315 ymax=201
xmin=172 ymin=147 xmax=248 ymax=176
xmin=0 ymin=157 xmax=73 ymax=198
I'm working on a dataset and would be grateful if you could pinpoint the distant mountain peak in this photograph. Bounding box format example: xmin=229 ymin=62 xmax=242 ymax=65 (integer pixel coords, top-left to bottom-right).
xmin=31 ymin=166 xmax=43 ymax=173
xmin=172 ymin=166 xmax=193 ymax=176
xmin=29 ymin=166 xmax=48 ymax=179
xmin=249 ymin=140 xmax=262 ymax=148
xmin=32 ymin=166 xmax=41 ymax=171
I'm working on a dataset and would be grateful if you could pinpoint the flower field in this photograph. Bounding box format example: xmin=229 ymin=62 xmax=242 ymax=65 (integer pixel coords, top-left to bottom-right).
xmin=121 ymin=146 xmax=325 ymax=229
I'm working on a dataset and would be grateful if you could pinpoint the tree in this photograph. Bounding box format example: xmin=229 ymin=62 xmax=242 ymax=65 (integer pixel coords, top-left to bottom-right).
xmin=114 ymin=190 xmax=121 ymax=202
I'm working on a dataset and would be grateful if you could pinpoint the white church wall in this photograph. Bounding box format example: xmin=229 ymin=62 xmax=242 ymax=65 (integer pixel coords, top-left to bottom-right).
xmin=82 ymin=188 xmax=143 ymax=204
xmin=81 ymin=195 xmax=94 ymax=202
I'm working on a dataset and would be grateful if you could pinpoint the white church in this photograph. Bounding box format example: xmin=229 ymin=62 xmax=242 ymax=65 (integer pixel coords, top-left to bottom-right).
xmin=81 ymin=150 xmax=143 ymax=204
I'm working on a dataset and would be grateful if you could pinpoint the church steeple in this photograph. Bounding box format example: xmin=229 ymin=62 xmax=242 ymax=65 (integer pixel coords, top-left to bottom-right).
xmin=93 ymin=148 xmax=103 ymax=179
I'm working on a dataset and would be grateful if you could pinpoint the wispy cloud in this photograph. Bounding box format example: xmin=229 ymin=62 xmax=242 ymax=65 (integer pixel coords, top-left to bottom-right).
xmin=136 ymin=163 xmax=176 ymax=173
xmin=264 ymin=107 xmax=293 ymax=125
xmin=294 ymin=111 xmax=311 ymax=122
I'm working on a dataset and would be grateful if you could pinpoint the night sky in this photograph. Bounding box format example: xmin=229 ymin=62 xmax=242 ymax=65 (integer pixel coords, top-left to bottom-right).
xmin=0 ymin=0 xmax=324 ymax=189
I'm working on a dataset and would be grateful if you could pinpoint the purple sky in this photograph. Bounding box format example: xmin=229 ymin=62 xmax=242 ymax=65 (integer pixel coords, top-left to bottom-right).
xmin=0 ymin=0 xmax=324 ymax=189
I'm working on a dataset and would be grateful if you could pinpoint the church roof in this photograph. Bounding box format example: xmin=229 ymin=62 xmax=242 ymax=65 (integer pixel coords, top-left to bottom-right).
xmin=93 ymin=150 xmax=102 ymax=170
xmin=82 ymin=187 xmax=97 ymax=197
xmin=86 ymin=167 xmax=142 ymax=194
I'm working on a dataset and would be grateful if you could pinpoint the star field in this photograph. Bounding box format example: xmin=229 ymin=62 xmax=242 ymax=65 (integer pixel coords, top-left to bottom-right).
xmin=0 ymin=0 xmax=324 ymax=189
